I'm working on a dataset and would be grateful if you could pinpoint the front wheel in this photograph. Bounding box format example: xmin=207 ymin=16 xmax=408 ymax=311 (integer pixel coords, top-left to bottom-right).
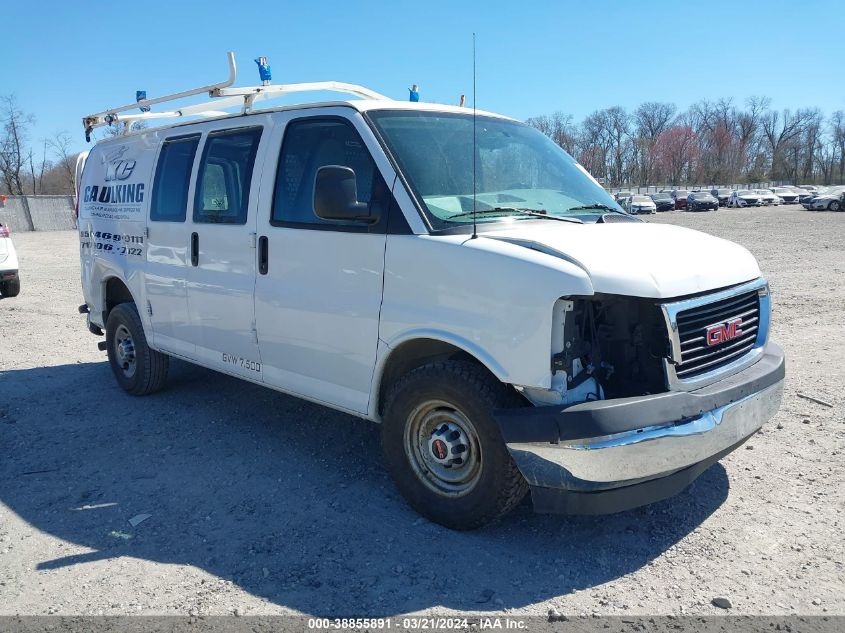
xmin=105 ymin=303 xmax=169 ymax=395
xmin=381 ymin=361 xmax=528 ymax=530
xmin=1 ymin=277 xmax=20 ymax=297
xmin=829 ymin=200 xmax=842 ymax=212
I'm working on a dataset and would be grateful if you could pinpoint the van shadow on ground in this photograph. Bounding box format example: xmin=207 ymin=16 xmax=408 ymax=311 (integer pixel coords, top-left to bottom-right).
xmin=1 ymin=360 xmax=729 ymax=615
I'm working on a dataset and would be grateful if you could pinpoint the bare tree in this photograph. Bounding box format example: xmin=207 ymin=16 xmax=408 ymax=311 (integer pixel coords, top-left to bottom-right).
xmin=634 ymin=102 xmax=676 ymax=184
xmin=47 ymin=131 xmax=78 ymax=193
xmin=0 ymin=94 xmax=33 ymax=195
xmin=763 ymin=108 xmax=815 ymax=180
xmin=529 ymin=93 xmax=845 ymax=186
xmin=830 ymin=111 xmax=845 ymax=183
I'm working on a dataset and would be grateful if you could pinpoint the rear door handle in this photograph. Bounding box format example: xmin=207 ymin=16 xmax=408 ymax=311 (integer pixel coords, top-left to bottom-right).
xmin=258 ymin=236 xmax=268 ymax=275
xmin=190 ymin=232 xmax=199 ymax=267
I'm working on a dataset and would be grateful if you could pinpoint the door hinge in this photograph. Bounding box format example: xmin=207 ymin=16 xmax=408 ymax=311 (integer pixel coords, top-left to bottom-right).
xmin=251 ymin=322 xmax=258 ymax=344
xmin=146 ymin=300 xmax=153 ymax=317
xmin=144 ymin=226 xmax=149 ymax=238
xmin=249 ymin=232 xmax=257 ymax=248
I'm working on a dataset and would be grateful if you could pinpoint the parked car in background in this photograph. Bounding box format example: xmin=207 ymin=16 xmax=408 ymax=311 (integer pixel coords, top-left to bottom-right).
xmin=687 ymin=191 xmax=719 ymax=211
xmin=798 ymin=185 xmax=819 ymax=195
xmin=728 ymin=190 xmax=763 ymax=208
xmin=710 ymin=188 xmax=734 ymax=206
xmin=755 ymin=190 xmax=780 ymax=205
xmin=614 ymin=191 xmax=634 ymax=202
xmin=0 ymin=222 xmax=21 ymax=297
xmin=672 ymin=189 xmax=690 ymax=210
xmin=770 ymin=187 xmax=799 ymax=204
xmin=624 ymin=195 xmax=657 ymax=214
xmin=791 ymin=188 xmax=816 ymax=204
xmin=649 ymin=192 xmax=675 ymax=212
xmin=803 ymin=190 xmax=845 ymax=211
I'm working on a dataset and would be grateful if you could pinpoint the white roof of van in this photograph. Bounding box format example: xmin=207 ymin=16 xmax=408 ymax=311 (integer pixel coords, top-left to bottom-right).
xmin=89 ymin=99 xmax=515 ymax=146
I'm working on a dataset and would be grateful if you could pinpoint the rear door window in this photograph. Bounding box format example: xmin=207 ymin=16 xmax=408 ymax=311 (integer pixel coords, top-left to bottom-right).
xmin=193 ymin=127 xmax=263 ymax=224
xmin=150 ymin=134 xmax=200 ymax=222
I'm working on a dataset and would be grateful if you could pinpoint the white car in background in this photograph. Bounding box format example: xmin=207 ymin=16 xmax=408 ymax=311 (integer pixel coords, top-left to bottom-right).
xmin=770 ymin=187 xmax=799 ymax=204
xmin=755 ymin=190 xmax=780 ymax=206
xmin=788 ymin=187 xmax=816 ymax=204
xmin=0 ymin=222 xmax=21 ymax=297
xmin=728 ymin=190 xmax=763 ymax=208
xmin=624 ymin=194 xmax=657 ymax=214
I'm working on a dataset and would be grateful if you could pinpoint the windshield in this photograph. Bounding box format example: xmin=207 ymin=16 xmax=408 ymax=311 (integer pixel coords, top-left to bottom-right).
xmin=367 ymin=110 xmax=622 ymax=230
xmin=632 ymin=196 xmax=651 ymax=203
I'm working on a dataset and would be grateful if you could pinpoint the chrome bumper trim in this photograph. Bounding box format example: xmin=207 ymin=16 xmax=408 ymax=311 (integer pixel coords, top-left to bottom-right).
xmin=507 ymin=379 xmax=783 ymax=486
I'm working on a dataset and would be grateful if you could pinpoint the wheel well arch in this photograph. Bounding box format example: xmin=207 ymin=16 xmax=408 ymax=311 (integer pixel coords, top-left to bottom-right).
xmin=375 ymin=338 xmax=504 ymax=417
xmin=103 ymin=276 xmax=135 ymax=321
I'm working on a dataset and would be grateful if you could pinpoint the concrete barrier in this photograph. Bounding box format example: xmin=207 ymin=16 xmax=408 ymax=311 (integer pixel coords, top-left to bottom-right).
xmin=0 ymin=197 xmax=34 ymax=231
xmin=0 ymin=195 xmax=76 ymax=232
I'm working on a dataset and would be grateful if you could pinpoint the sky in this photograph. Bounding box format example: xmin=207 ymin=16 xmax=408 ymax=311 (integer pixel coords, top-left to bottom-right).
xmin=2 ymin=0 xmax=843 ymax=155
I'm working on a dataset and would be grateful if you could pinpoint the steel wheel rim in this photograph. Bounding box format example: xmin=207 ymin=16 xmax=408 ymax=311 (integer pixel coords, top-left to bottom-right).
xmin=114 ymin=324 xmax=137 ymax=379
xmin=403 ymin=399 xmax=482 ymax=497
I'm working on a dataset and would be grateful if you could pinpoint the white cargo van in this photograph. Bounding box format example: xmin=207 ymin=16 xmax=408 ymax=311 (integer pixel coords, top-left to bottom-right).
xmin=77 ymin=57 xmax=784 ymax=529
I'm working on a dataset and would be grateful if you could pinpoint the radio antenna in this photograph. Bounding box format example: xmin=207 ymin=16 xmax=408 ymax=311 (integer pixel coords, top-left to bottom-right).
xmin=471 ymin=32 xmax=478 ymax=240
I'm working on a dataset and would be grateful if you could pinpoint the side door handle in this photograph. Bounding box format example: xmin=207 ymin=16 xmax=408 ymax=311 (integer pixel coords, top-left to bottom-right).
xmin=258 ymin=236 xmax=269 ymax=275
xmin=190 ymin=232 xmax=199 ymax=267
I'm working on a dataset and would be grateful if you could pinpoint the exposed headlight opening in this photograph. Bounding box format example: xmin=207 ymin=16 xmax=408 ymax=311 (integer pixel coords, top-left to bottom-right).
xmin=551 ymin=295 xmax=670 ymax=402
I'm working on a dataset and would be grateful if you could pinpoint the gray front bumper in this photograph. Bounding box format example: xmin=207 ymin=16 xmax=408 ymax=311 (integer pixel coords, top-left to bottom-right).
xmin=495 ymin=342 xmax=785 ymax=513
xmin=508 ymin=380 xmax=782 ymax=487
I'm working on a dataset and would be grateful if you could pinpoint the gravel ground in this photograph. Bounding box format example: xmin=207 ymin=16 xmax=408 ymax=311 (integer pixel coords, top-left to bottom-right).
xmin=0 ymin=205 xmax=843 ymax=618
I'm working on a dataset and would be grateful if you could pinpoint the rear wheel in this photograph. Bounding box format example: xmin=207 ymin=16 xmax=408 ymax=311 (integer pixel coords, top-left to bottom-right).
xmin=105 ymin=303 xmax=169 ymax=395
xmin=381 ymin=360 xmax=528 ymax=530
xmin=829 ymin=200 xmax=841 ymax=212
xmin=1 ymin=277 xmax=20 ymax=297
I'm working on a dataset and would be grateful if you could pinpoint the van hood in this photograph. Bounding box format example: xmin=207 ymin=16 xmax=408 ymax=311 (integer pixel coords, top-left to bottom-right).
xmin=480 ymin=220 xmax=761 ymax=298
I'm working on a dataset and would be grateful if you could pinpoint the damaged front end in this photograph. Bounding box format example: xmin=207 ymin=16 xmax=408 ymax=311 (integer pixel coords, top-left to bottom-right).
xmin=521 ymin=294 xmax=670 ymax=408
xmin=500 ymin=282 xmax=785 ymax=515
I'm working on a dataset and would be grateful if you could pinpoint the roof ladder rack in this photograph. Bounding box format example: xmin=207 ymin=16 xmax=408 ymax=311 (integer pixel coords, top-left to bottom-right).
xmin=82 ymin=52 xmax=390 ymax=141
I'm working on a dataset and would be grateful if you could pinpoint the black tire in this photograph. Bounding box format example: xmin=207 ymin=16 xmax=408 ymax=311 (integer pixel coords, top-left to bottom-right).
xmin=105 ymin=302 xmax=169 ymax=395
xmin=829 ymin=200 xmax=841 ymax=212
xmin=381 ymin=360 xmax=528 ymax=530
xmin=1 ymin=277 xmax=20 ymax=297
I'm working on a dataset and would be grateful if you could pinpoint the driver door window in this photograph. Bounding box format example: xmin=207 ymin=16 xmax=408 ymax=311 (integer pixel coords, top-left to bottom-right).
xmin=271 ymin=118 xmax=380 ymax=228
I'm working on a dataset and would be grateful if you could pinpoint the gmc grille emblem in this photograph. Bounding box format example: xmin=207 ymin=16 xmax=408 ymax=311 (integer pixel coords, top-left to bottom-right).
xmin=706 ymin=317 xmax=744 ymax=346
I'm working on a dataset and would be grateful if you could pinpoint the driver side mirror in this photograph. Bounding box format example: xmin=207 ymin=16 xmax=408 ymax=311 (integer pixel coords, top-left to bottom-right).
xmin=313 ymin=165 xmax=377 ymax=223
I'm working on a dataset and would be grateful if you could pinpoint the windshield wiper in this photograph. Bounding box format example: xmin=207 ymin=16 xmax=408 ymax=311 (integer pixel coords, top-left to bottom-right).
xmin=565 ymin=203 xmax=623 ymax=214
xmin=447 ymin=207 xmax=583 ymax=224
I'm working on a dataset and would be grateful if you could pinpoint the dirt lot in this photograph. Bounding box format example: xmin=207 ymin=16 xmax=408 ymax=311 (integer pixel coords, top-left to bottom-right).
xmin=0 ymin=205 xmax=843 ymax=618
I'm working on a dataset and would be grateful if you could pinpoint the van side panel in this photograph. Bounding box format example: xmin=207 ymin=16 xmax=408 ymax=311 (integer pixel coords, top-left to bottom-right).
xmin=78 ymin=136 xmax=156 ymax=331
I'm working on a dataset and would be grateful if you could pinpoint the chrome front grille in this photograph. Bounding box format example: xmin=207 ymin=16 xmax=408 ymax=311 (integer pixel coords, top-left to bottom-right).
xmin=674 ymin=290 xmax=760 ymax=378
xmin=661 ymin=278 xmax=771 ymax=390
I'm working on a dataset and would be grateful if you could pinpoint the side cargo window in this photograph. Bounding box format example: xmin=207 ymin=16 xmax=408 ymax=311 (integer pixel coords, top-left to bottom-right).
xmin=193 ymin=127 xmax=263 ymax=225
xmin=272 ymin=118 xmax=386 ymax=228
xmin=150 ymin=134 xmax=200 ymax=222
